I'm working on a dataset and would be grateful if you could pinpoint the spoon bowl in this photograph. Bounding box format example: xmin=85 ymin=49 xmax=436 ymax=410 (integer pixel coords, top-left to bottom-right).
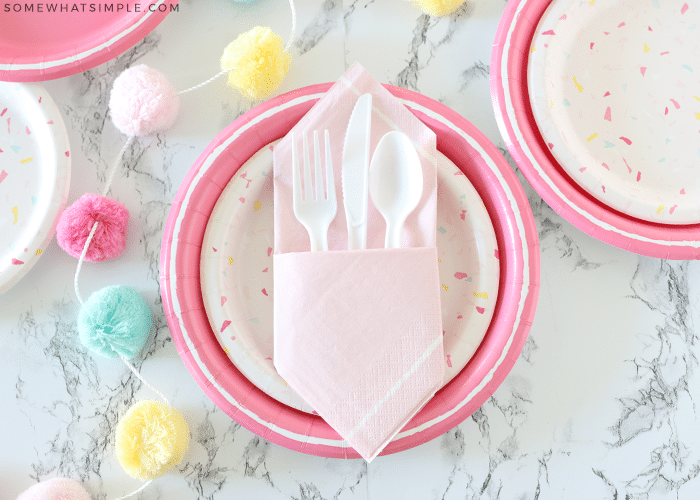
xmin=369 ymin=131 xmax=424 ymax=248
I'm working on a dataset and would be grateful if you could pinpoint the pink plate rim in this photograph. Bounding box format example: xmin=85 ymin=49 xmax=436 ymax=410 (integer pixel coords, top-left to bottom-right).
xmin=159 ymin=83 xmax=540 ymax=459
xmin=0 ymin=0 xmax=177 ymax=82
xmin=491 ymin=0 xmax=700 ymax=260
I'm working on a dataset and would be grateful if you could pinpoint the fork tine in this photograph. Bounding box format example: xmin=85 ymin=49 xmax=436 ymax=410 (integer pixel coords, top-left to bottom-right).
xmin=302 ymin=131 xmax=313 ymax=201
xmin=313 ymin=130 xmax=324 ymax=202
xmin=292 ymin=131 xmax=301 ymax=205
xmin=324 ymin=130 xmax=335 ymax=204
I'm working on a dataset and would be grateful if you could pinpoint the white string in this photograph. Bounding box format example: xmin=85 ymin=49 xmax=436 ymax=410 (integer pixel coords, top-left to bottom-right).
xmin=73 ymin=137 xmax=134 ymax=304
xmin=120 ymin=355 xmax=171 ymax=407
xmin=113 ymin=481 xmax=152 ymax=500
xmin=177 ymin=68 xmax=230 ymax=95
xmin=73 ymin=222 xmax=99 ymax=305
xmin=104 ymin=137 xmax=134 ymax=197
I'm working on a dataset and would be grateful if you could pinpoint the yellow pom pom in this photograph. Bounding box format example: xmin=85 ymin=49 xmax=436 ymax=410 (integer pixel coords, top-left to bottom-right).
xmin=414 ymin=0 xmax=466 ymax=16
xmin=220 ymin=26 xmax=291 ymax=100
xmin=115 ymin=401 xmax=190 ymax=481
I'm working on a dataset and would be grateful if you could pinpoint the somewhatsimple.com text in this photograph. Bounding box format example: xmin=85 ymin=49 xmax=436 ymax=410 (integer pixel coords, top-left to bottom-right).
xmin=4 ymin=3 xmax=179 ymax=13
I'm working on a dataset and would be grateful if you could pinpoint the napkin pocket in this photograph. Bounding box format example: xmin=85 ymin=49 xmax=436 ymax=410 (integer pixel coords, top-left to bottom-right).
xmin=273 ymin=246 xmax=444 ymax=459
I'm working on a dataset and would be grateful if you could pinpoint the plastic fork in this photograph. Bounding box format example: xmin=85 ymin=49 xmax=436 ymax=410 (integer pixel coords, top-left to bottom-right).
xmin=292 ymin=130 xmax=337 ymax=251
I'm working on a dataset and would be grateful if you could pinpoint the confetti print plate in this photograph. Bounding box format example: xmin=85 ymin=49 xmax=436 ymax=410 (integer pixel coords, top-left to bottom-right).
xmin=160 ymin=83 xmax=539 ymax=459
xmin=0 ymin=82 xmax=71 ymax=294
xmin=0 ymin=1 xmax=177 ymax=82
xmin=529 ymin=0 xmax=700 ymax=225
xmin=199 ymin=145 xmax=500 ymax=414
xmin=492 ymin=0 xmax=700 ymax=258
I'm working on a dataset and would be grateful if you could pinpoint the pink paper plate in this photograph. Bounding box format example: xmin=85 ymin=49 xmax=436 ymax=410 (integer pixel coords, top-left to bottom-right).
xmin=160 ymin=83 xmax=540 ymax=459
xmin=0 ymin=0 xmax=178 ymax=82
xmin=491 ymin=0 xmax=700 ymax=259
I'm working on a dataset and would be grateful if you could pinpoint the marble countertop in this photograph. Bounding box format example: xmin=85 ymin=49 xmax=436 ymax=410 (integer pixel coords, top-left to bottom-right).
xmin=3 ymin=0 xmax=700 ymax=498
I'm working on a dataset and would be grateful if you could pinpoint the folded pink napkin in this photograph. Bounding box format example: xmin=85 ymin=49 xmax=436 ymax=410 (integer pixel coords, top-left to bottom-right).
xmin=272 ymin=63 xmax=443 ymax=461
xmin=274 ymin=248 xmax=443 ymax=460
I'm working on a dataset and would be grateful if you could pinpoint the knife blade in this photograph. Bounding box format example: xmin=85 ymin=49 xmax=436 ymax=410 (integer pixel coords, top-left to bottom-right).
xmin=341 ymin=93 xmax=372 ymax=250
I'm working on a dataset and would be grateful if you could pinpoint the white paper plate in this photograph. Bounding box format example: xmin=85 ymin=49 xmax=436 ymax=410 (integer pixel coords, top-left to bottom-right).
xmin=200 ymin=143 xmax=500 ymax=413
xmin=528 ymin=0 xmax=700 ymax=224
xmin=0 ymin=82 xmax=71 ymax=294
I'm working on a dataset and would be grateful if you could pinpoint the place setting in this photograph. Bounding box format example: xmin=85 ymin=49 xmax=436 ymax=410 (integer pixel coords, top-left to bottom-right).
xmin=160 ymin=61 xmax=540 ymax=460
xmin=492 ymin=0 xmax=700 ymax=259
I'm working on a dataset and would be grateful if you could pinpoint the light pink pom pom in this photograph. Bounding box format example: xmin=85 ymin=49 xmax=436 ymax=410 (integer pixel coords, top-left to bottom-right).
xmin=17 ymin=478 xmax=92 ymax=500
xmin=56 ymin=193 xmax=129 ymax=262
xmin=109 ymin=64 xmax=180 ymax=136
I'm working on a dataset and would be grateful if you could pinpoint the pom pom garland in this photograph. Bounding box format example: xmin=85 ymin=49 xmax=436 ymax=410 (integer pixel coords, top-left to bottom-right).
xmin=115 ymin=401 xmax=190 ymax=481
xmin=413 ymin=0 xmax=466 ymax=16
xmin=16 ymin=478 xmax=93 ymax=500
xmin=109 ymin=65 xmax=180 ymax=137
xmin=56 ymin=194 xmax=129 ymax=262
xmin=51 ymin=1 xmax=298 ymax=497
xmin=220 ymin=26 xmax=292 ymax=100
xmin=78 ymin=286 xmax=152 ymax=359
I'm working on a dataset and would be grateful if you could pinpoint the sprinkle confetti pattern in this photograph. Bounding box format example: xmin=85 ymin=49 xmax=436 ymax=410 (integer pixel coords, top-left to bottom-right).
xmin=0 ymin=83 xmax=70 ymax=293
xmin=529 ymin=0 xmax=700 ymax=224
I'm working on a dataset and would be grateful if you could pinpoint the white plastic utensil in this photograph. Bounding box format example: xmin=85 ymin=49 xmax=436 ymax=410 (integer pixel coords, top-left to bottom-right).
xmin=369 ymin=131 xmax=423 ymax=249
xmin=341 ymin=93 xmax=373 ymax=250
xmin=292 ymin=130 xmax=337 ymax=251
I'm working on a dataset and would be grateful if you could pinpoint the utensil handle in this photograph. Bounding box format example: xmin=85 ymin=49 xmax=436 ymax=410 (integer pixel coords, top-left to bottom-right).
xmin=347 ymin=223 xmax=366 ymax=250
xmin=384 ymin=222 xmax=403 ymax=249
xmin=310 ymin=230 xmax=328 ymax=252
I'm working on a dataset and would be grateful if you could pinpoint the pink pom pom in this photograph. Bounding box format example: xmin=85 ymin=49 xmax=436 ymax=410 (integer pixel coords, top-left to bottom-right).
xmin=17 ymin=478 xmax=92 ymax=500
xmin=109 ymin=64 xmax=179 ymax=136
xmin=56 ymin=193 xmax=129 ymax=262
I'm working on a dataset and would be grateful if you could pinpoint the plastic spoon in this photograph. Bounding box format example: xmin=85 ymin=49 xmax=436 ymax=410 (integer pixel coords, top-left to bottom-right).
xmin=369 ymin=131 xmax=424 ymax=248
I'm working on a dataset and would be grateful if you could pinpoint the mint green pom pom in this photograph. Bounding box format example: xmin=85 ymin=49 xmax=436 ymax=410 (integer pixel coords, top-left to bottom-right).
xmin=78 ymin=286 xmax=152 ymax=358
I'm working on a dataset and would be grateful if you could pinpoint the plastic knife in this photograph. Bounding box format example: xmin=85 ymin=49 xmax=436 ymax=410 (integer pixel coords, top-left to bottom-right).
xmin=341 ymin=93 xmax=372 ymax=250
